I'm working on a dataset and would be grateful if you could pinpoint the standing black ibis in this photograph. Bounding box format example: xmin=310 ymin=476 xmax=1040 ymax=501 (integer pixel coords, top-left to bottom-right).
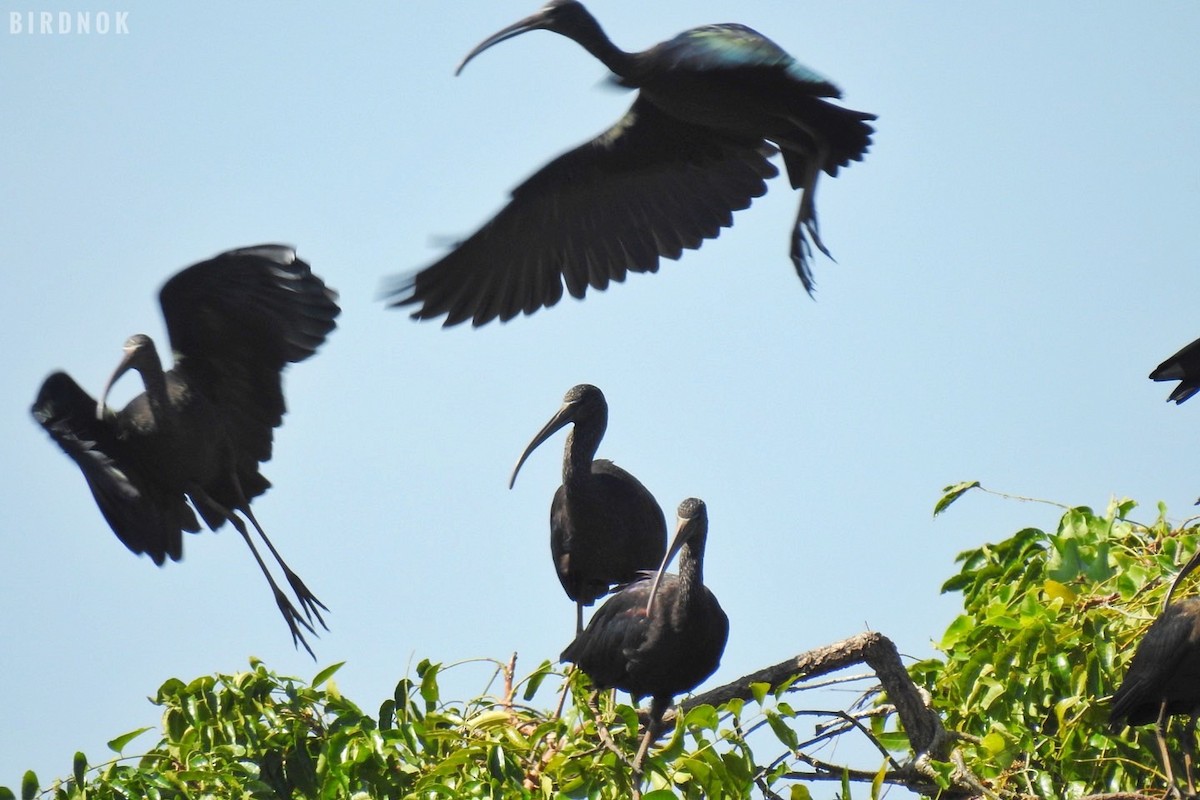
xmin=562 ymin=497 xmax=728 ymax=792
xmin=509 ymin=384 xmax=666 ymax=633
xmin=1110 ymin=549 xmax=1200 ymax=798
xmin=1152 ymin=336 xmax=1200 ymax=404
xmin=387 ymin=0 xmax=875 ymax=327
xmin=31 ymin=244 xmax=339 ymax=657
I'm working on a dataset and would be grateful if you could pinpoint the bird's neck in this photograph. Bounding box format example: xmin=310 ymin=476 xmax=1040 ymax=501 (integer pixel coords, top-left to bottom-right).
xmin=583 ymin=39 xmax=635 ymax=78
xmin=674 ymin=543 xmax=705 ymax=615
xmin=566 ymin=17 xmax=636 ymax=78
xmin=562 ymin=423 xmax=604 ymax=487
xmin=137 ymin=361 xmax=172 ymax=423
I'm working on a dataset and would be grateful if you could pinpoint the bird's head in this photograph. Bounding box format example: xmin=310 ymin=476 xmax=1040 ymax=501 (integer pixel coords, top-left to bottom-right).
xmin=508 ymin=383 xmax=607 ymax=489
xmin=96 ymin=334 xmax=157 ymax=419
xmin=455 ymin=0 xmax=603 ymax=76
xmin=647 ymin=498 xmax=708 ymax=615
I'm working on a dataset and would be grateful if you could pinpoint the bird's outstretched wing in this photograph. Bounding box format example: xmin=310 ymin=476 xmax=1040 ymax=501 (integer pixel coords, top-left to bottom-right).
xmin=32 ymin=371 xmax=196 ymax=564
xmin=159 ymin=245 xmax=340 ymax=468
xmin=388 ymin=97 xmax=778 ymax=327
xmin=1151 ymin=336 xmax=1200 ymax=404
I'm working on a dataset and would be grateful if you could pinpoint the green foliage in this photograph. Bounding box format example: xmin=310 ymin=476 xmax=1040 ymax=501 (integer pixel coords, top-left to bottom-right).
xmin=6 ymin=656 xmax=824 ymax=799
xmin=24 ymin=482 xmax=1192 ymax=798
xmin=910 ymin=484 xmax=1200 ymax=798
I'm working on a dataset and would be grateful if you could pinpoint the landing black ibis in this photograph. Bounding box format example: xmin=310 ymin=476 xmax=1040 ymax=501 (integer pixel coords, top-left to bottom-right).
xmin=509 ymin=384 xmax=666 ymax=633
xmin=1110 ymin=549 xmax=1200 ymax=798
xmin=31 ymin=244 xmax=339 ymax=656
xmin=562 ymin=497 xmax=728 ymax=790
xmin=1152 ymin=336 xmax=1200 ymax=404
xmin=388 ymin=0 xmax=875 ymax=327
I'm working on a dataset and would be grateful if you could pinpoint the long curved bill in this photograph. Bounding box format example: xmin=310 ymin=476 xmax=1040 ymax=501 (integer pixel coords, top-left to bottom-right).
xmin=456 ymin=6 xmax=555 ymax=76
xmin=646 ymin=513 xmax=691 ymax=616
xmin=96 ymin=345 xmax=138 ymax=420
xmin=509 ymin=400 xmax=574 ymax=489
xmin=1165 ymin=547 xmax=1200 ymax=610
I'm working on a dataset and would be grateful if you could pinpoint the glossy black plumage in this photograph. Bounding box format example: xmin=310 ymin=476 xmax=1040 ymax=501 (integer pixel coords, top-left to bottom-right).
xmin=32 ymin=244 xmax=339 ymax=656
xmin=562 ymin=497 xmax=727 ymax=700
xmin=1151 ymin=336 xmax=1200 ymax=404
xmin=510 ymin=384 xmax=667 ymax=633
xmin=1111 ymin=598 xmax=1200 ymax=727
xmin=388 ymin=0 xmax=875 ymax=327
xmin=562 ymin=497 xmax=727 ymax=784
xmin=1110 ymin=549 xmax=1200 ymax=797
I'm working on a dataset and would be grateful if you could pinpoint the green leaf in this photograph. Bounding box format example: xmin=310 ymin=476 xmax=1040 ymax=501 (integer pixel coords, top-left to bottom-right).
xmin=981 ymin=732 xmax=1006 ymax=755
xmin=1043 ymin=579 xmax=1076 ymax=604
xmin=0 ymin=787 xmax=14 ymax=800
xmin=72 ymin=751 xmax=86 ymax=785
xmin=934 ymin=481 xmax=981 ymax=517
xmin=19 ymin=773 xmax=36 ymax=800
xmin=1084 ymin=541 xmax=1115 ymax=581
xmin=418 ymin=661 xmax=441 ymax=705
xmin=683 ymin=703 xmax=718 ymax=730
xmin=871 ymin=761 xmax=886 ymax=800
xmin=107 ymin=726 xmax=152 ymax=753
xmin=765 ymin=710 xmax=798 ymax=750
xmin=789 ymin=785 xmax=814 ymax=800
xmin=1047 ymin=537 xmax=1085 ymax=581
xmin=642 ymin=792 xmax=678 ymax=800
xmin=749 ymin=682 xmax=770 ymax=704
xmin=311 ymin=661 xmax=345 ymax=688
xmin=939 ymin=614 xmax=975 ymax=649
xmin=521 ymin=661 xmax=552 ymax=702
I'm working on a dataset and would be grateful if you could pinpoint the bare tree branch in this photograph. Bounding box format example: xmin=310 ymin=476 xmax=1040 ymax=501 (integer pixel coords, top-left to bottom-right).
xmin=674 ymin=631 xmax=952 ymax=761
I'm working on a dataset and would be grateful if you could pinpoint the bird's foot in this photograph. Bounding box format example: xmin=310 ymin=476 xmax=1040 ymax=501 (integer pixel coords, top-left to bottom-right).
xmin=273 ymin=587 xmax=318 ymax=659
xmin=283 ymin=566 xmax=329 ymax=631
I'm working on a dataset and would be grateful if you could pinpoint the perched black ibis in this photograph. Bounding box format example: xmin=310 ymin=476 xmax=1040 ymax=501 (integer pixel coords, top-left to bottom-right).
xmin=562 ymin=497 xmax=728 ymax=789
xmin=1110 ymin=550 xmax=1200 ymax=798
xmin=32 ymin=244 xmax=339 ymax=657
xmin=388 ymin=0 xmax=875 ymax=327
xmin=510 ymin=384 xmax=666 ymax=633
xmin=1152 ymin=336 xmax=1200 ymax=404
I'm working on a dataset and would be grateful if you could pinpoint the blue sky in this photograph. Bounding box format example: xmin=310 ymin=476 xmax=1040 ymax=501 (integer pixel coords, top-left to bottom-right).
xmin=3 ymin=2 xmax=1200 ymax=796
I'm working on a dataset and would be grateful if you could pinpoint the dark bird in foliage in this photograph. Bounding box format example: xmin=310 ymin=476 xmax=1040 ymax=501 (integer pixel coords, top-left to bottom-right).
xmin=510 ymin=384 xmax=666 ymax=634
xmin=1152 ymin=336 xmax=1200 ymax=404
xmin=387 ymin=0 xmax=875 ymax=327
xmin=1110 ymin=550 xmax=1200 ymax=798
xmin=562 ymin=497 xmax=728 ymax=787
xmin=32 ymin=245 xmax=339 ymax=657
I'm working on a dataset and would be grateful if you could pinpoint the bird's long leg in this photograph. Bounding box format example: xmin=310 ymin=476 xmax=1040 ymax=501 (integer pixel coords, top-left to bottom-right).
xmin=1157 ymin=700 xmax=1184 ymax=800
xmin=630 ymin=696 xmax=670 ymax=800
xmin=1185 ymin=713 xmax=1198 ymax=797
xmin=772 ymin=125 xmax=833 ymax=292
xmin=240 ymin=502 xmax=328 ymax=630
xmin=188 ymin=485 xmax=318 ymax=658
xmin=224 ymin=470 xmax=328 ymax=629
xmin=775 ymin=124 xmax=831 ymax=237
xmin=576 ymin=602 xmax=584 ymax=637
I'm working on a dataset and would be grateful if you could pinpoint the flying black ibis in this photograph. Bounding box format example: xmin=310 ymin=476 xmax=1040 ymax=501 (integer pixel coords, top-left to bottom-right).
xmin=1152 ymin=336 xmax=1200 ymax=404
xmin=1110 ymin=549 xmax=1200 ymax=798
xmin=31 ymin=244 xmax=339 ymax=657
xmin=562 ymin=497 xmax=728 ymax=792
xmin=509 ymin=384 xmax=666 ymax=634
xmin=387 ymin=0 xmax=875 ymax=327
